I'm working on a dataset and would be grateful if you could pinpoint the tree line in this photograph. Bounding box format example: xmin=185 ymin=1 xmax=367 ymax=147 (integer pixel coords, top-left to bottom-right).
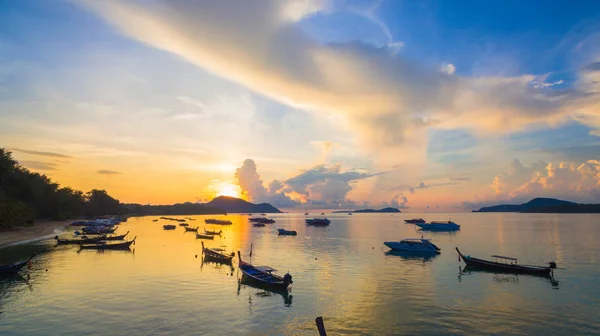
xmin=0 ymin=148 xmax=124 ymax=228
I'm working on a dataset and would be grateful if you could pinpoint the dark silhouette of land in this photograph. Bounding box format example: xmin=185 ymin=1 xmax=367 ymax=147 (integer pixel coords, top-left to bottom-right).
xmin=473 ymin=197 xmax=600 ymax=213
xmin=333 ymin=207 xmax=401 ymax=213
xmin=124 ymin=196 xmax=281 ymax=216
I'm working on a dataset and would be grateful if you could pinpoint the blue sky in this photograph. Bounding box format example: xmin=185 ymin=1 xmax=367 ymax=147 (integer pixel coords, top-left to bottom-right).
xmin=1 ymin=0 xmax=600 ymax=210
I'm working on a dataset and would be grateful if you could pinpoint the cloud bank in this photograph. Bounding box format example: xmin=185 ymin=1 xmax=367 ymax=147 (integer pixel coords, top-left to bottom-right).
xmin=78 ymin=0 xmax=600 ymax=160
xmin=465 ymin=159 xmax=600 ymax=210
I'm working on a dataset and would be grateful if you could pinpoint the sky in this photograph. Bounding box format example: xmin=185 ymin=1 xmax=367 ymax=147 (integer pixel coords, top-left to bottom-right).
xmin=1 ymin=0 xmax=600 ymax=211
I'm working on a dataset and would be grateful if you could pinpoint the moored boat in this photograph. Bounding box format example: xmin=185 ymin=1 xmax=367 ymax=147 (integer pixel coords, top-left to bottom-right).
xmin=201 ymin=242 xmax=234 ymax=264
xmin=348 ymin=212 xmax=353 ymax=215
xmin=0 ymin=254 xmax=35 ymax=277
xmin=184 ymin=226 xmax=199 ymax=232
xmin=384 ymin=238 xmax=440 ymax=253
xmin=163 ymin=224 xmax=176 ymax=230
xmin=196 ymin=234 xmax=214 ymax=240
xmin=179 ymin=223 xmax=189 ymax=227
xmin=79 ymin=237 xmax=136 ymax=250
xmin=103 ymin=231 xmax=129 ymax=241
xmin=237 ymin=251 xmax=293 ymax=290
xmin=306 ymin=218 xmax=330 ymax=226
xmin=56 ymin=235 xmax=106 ymax=245
xmin=205 ymin=219 xmax=232 ymax=225
xmin=404 ymin=218 xmax=426 ymax=224
xmin=277 ymin=229 xmax=297 ymax=236
xmin=415 ymin=220 xmax=460 ymax=231
xmin=249 ymin=217 xmax=275 ymax=224
xmin=253 ymin=223 xmax=266 ymax=227
xmin=456 ymin=247 xmax=556 ymax=275
xmin=204 ymin=228 xmax=222 ymax=236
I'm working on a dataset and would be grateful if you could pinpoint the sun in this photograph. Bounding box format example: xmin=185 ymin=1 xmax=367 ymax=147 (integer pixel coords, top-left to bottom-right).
xmin=216 ymin=182 xmax=242 ymax=198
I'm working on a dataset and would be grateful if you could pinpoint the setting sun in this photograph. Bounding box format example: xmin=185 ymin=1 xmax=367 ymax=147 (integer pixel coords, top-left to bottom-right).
xmin=215 ymin=182 xmax=242 ymax=198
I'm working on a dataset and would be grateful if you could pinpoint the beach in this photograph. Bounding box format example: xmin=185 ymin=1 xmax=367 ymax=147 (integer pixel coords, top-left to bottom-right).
xmin=0 ymin=220 xmax=71 ymax=248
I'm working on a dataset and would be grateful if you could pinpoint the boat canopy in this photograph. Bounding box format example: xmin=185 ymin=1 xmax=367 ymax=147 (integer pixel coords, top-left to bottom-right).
xmin=255 ymin=266 xmax=277 ymax=273
xmin=491 ymin=255 xmax=518 ymax=261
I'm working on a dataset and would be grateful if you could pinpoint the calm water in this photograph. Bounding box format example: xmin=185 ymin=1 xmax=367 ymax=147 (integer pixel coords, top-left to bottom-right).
xmin=1 ymin=213 xmax=600 ymax=335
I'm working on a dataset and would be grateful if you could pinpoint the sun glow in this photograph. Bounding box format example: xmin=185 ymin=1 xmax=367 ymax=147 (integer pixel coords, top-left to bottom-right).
xmin=215 ymin=182 xmax=242 ymax=198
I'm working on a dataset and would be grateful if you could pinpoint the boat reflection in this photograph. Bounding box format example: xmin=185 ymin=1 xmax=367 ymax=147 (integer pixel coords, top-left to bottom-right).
xmin=459 ymin=265 xmax=559 ymax=287
xmin=200 ymin=257 xmax=235 ymax=275
xmin=384 ymin=250 xmax=439 ymax=262
xmin=237 ymin=278 xmax=293 ymax=307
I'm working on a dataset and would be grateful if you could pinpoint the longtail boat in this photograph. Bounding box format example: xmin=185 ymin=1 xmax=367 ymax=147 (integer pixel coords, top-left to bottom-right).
xmin=184 ymin=226 xmax=199 ymax=232
xmin=277 ymin=229 xmax=297 ymax=236
xmin=163 ymin=224 xmax=176 ymax=230
xmin=456 ymin=247 xmax=556 ymax=276
xmin=196 ymin=234 xmax=214 ymax=240
xmin=103 ymin=231 xmax=129 ymax=241
xmin=201 ymin=242 xmax=234 ymax=264
xmin=81 ymin=227 xmax=117 ymax=234
xmin=237 ymin=251 xmax=293 ymax=290
xmin=55 ymin=235 xmax=106 ymax=245
xmin=204 ymin=219 xmax=232 ymax=225
xmin=204 ymin=228 xmax=222 ymax=236
xmin=0 ymin=254 xmax=35 ymax=277
xmin=179 ymin=223 xmax=189 ymax=227
xmin=80 ymin=237 xmax=136 ymax=250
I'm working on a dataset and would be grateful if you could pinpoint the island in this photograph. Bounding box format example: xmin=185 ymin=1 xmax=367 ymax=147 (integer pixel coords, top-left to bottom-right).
xmin=125 ymin=196 xmax=282 ymax=216
xmin=473 ymin=197 xmax=600 ymax=213
xmin=333 ymin=207 xmax=401 ymax=213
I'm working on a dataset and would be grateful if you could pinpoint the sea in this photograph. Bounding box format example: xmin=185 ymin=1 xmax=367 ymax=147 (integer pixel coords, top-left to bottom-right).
xmin=1 ymin=213 xmax=599 ymax=335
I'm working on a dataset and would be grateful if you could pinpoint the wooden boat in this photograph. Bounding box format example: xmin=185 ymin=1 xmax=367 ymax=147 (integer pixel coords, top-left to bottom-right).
xmin=196 ymin=234 xmax=214 ymax=240
xmin=184 ymin=226 xmax=199 ymax=232
xmin=277 ymin=229 xmax=297 ymax=236
xmin=237 ymin=251 xmax=293 ymax=290
xmin=103 ymin=231 xmax=129 ymax=241
xmin=80 ymin=237 xmax=137 ymax=250
xmin=152 ymin=219 xmax=158 ymax=222
xmin=456 ymin=247 xmax=556 ymax=275
xmin=163 ymin=224 xmax=176 ymax=230
xmin=205 ymin=219 xmax=232 ymax=225
xmin=204 ymin=228 xmax=222 ymax=236
xmin=201 ymin=242 xmax=234 ymax=264
xmin=253 ymin=223 xmax=266 ymax=227
xmin=0 ymin=254 xmax=35 ymax=277
xmin=404 ymin=218 xmax=426 ymax=224
xmin=55 ymin=235 xmax=106 ymax=245
xmin=179 ymin=223 xmax=189 ymax=227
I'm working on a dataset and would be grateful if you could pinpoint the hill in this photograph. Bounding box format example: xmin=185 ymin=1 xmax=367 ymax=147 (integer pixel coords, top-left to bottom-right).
xmin=205 ymin=196 xmax=282 ymax=213
xmin=473 ymin=198 xmax=585 ymax=213
xmin=333 ymin=207 xmax=401 ymax=213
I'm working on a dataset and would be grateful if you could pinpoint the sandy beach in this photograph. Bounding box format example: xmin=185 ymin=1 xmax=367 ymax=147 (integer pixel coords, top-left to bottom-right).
xmin=0 ymin=220 xmax=72 ymax=248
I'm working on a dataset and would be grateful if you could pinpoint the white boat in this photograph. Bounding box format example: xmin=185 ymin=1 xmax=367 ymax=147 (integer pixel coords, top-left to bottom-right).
xmin=415 ymin=220 xmax=460 ymax=231
xmin=384 ymin=238 xmax=440 ymax=253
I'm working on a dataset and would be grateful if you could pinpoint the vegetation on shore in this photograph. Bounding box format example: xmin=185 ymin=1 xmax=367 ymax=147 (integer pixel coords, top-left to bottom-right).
xmin=0 ymin=148 xmax=123 ymax=228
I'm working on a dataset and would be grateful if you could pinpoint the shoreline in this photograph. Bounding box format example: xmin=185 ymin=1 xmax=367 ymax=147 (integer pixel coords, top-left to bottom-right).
xmin=0 ymin=220 xmax=72 ymax=248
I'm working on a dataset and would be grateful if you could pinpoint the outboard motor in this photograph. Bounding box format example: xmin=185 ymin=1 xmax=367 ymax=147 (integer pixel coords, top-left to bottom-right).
xmin=283 ymin=273 xmax=293 ymax=285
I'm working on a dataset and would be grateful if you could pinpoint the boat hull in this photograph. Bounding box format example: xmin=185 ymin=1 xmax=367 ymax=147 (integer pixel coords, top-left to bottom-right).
xmin=239 ymin=264 xmax=290 ymax=290
xmin=277 ymin=229 xmax=297 ymax=236
xmin=0 ymin=254 xmax=34 ymax=277
xmin=383 ymin=241 xmax=439 ymax=253
xmin=415 ymin=223 xmax=460 ymax=231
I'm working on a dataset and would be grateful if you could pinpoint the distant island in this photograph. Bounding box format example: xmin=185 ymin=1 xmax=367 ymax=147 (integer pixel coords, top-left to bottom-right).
xmin=125 ymin=196 xmax=282 ymax=216
xmin=473 ymin=197 xmax=600 ymax=213
xmin=333 ymin=207 xmax=401 ymax=213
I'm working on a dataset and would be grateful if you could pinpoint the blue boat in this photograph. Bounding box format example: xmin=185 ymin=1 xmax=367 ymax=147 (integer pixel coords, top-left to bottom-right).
xmin=0 ymin=254 xmax=35 ymax=277
xmin=277 ymin=229 xmax=297 ymax=236
xmin=415 ymin=220 xmax=460 ymax=231
xmin=237 ymin=251 xmax=293 ymax=290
